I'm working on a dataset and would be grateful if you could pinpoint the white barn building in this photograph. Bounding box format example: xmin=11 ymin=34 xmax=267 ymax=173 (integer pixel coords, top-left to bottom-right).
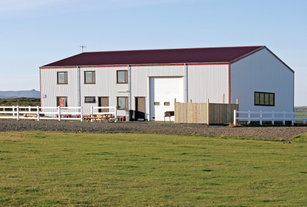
xmin=40 ymin=46 xmax=294 ymax=121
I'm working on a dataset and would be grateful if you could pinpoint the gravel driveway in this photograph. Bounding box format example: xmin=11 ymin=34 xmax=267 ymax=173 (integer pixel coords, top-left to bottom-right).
xmin=0 ymin=119 xmax=306 ymax=140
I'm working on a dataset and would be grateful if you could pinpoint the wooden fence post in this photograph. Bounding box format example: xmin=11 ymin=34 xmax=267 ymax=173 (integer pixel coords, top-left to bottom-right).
xmin=207 ymin=99 xmax=210 ymax=125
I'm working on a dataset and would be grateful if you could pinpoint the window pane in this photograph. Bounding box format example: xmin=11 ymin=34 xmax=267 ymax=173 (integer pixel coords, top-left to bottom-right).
xmin=57 ymin=97 xmax=67 ymax=107
xmin=117 ymin=71 xmax=127 ymax=83
xmin=265 ymin=93 xmax=269 ymax=105
xmin=118 ymin=97 xmax=127 ymax=109
xmin=260 ymin=93 xmax=265 ymax=105
xmin=270 ymin=94 xmax=274 ymax=105
xmin=164 ymin=102 xmax=170 ymax=106
xmin=57 ymin=72 xmax=67 ymax=84
xmin=85 ymin=97 xmax=95 ymax=103
xmin=85 ymin=71 xmax=95 ymax=83
xmin=254 ymin=93 xmax=259 ymax=105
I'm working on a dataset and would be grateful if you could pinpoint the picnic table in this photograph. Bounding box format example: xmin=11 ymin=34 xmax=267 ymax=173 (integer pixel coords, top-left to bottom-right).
xmin=84 ymin=114 xmax=115 ymax=122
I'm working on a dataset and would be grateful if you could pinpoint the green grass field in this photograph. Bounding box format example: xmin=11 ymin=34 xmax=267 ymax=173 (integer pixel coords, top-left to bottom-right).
xmin=1 ymin=131 xmax=307 ymax=206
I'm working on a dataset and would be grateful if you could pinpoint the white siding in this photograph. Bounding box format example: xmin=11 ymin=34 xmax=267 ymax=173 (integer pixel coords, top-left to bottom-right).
xmin=187 ymin=64 xmax=229 ymax=103
xmin=40 ymin=68 xmax=79 ymax=108
xmin=231 ymin=48 xmax=294 ymax=112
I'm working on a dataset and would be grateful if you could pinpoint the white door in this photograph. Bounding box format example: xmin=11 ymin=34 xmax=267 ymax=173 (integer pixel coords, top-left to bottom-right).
xmin=150 ymin=77 xmax=183 ymax=121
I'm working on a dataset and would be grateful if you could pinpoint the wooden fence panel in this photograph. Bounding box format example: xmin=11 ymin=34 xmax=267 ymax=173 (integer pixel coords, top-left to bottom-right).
xmin=175 ymin=102 xmax=238 ymax=124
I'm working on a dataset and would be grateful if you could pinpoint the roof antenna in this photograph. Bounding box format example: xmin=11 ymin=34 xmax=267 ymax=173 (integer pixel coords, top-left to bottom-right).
xmin=80 ymin=46 xmax=86 ymax=53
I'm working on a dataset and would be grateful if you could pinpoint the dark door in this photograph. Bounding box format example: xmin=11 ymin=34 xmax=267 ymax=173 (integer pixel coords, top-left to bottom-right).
xmin=98 ymin=97 xmax=109 ymax=112
xmin=135 ymin=97 xmax=145 ymax=120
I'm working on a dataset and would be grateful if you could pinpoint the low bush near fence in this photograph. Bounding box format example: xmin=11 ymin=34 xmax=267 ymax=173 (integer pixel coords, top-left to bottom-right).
xmin=1 ymin=131 xmax=307 ymax=206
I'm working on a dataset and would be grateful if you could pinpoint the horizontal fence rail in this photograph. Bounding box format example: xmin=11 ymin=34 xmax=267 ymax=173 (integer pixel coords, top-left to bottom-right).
xmin=0 ymin=106 xmax=83 ymax=122
xmin=234 ymin=110 xmax=307 ymax=126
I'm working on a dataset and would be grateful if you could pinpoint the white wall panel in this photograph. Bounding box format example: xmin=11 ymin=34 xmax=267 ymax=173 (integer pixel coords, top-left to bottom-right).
xmin=40 ymin=68 xmax=79 ymax=109
xmin=231 ymin=48 xmax=294 ymax=112
xmin=187 ymin=64 xmax=229 ymax=103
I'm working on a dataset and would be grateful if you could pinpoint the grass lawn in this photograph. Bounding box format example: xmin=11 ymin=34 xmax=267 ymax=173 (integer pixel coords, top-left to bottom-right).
xmin=1 ymin=131 xmax=307 ymax=206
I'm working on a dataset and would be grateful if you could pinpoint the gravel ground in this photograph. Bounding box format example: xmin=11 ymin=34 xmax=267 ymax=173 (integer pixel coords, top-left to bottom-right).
xmin=0 ymin=119 xmax=307 ymax=140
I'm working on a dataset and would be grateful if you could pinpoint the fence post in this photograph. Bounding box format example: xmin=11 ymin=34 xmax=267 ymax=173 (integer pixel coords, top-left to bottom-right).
xmin=28 ymin=106 xmax=31 ymax=112
xmin=58 ymin=106 xmax=61 ymax=121
xmin=17 ymin=105 xmax=19 ymax=121
xmin=13 ymin=105 xmax=15 ymax=117
xmin=260 ymin=111 xmax=262 ymax=125
xmin=292 ymin=112 xmax=295 ymax=126
xmin=207 ymin=99 xmax=210 ymax=125
xmin=283 ymin=111 xmax=285 ymax=125
xmin=233 ymin=110 xmax=237 ymax=126
xmin=272 ymin=111 xmax=274 ymax=125
xmin=80 ymin=106 xmax=83 ymax=122
xmin=91 ymin=106 xmax=93 ymax=122
xmin=304 ymin=110 xmax=306 ymax=125
xmin=114 ymin=106 xmax=117 ymax=122
xmin=247 ymin=110 xmax=251 ymax=125
xmin=37 ymin=106 xmax=40 ymax=121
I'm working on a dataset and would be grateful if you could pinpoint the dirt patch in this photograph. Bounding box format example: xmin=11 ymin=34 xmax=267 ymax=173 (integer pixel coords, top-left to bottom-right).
xmin=0 ymin=119 xmax=306 ymax=140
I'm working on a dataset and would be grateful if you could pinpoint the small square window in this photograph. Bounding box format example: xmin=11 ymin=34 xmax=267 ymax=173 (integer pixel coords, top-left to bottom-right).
xmin=57 ymin=72 xmax=67 ymax=84
xmin=85 ymin=97 xmax=96 ymax=103
xmin=117 ymin=70 xmax=128 ymax=84
xmin=117 ymin=97 xmax=128 ymax=110
xmin=84 ymin=71 xmax=95 ymax=84
xmin=57 ymin=97 xmax=67 ymax=107
xmin=164 ymin=102 xmax=170 ymax=106
xmin=154 ymin=102 xmax=160 ymax=106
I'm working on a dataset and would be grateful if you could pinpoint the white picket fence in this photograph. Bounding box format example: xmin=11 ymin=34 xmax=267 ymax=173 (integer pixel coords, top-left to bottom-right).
xmin=0 ymin=106 xmax=83 ymax=121
xmin=234 ymin=110 xmax=307 ymax=126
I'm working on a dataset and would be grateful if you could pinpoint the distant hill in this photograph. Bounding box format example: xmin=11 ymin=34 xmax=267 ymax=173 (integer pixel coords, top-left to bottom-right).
xmin=0 ymin=89 xmax=40 ymax=99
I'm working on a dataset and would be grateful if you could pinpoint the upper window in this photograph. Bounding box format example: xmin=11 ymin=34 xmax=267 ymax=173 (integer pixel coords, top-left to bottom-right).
xmin=57 ymin=72 xmax=67 ymax=84
xmin=254 ymin=92 xmax=275 ymax=106
xmin=117 ymin=70 xmax=128 ymax=84
xmin=84 ymin=71 xmax=95 ymax=84
xmin=117 ymin=97 xmax=128 ymax=110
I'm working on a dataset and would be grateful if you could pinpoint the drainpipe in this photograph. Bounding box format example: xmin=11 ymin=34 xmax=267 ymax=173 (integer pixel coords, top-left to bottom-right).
xmin=77 ymin=66 xmax=81 ymax=107
xmin=184 ymin=64 xmax=188 ymax=103
xmin=128 ymin=65 xmax=131 ymax=110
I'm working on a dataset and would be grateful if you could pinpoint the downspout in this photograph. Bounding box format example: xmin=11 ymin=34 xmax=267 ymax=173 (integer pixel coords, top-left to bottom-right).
xmin=128 ymin=65 xmax=131 ymax=110
xmin=184 ymin=63 xmax=188 ymax=103
xmin=77 ymin=66 xmax=81 ymax=107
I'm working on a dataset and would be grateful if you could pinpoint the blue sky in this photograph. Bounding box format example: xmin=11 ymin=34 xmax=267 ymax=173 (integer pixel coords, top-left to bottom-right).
xmin=0 ymin=0 xmax=306 ymax=105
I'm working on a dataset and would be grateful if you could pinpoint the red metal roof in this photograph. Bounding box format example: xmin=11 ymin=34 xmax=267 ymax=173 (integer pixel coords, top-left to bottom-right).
xmin=42 ymin=46 xmax=265 ymax=67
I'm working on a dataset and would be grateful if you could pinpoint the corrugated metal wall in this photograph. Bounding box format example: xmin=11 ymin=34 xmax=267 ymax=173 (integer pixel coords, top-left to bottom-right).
xmin=187 ymin=64 xmax=229 ymax=103
xmin=231 ymin=48 xmax=294 ymax=112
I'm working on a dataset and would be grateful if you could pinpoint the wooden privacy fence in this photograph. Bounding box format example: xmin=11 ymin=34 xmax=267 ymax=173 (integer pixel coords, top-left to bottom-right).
xmin=174 ymin=99 xmax=238 ymax=124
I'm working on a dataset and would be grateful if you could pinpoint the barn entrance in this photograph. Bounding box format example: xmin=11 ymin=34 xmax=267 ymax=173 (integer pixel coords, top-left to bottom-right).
xmin=135 ymin=97 xmax=145 ymax=121
xmin=150 ymin=77 xmax=183 ymax=121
